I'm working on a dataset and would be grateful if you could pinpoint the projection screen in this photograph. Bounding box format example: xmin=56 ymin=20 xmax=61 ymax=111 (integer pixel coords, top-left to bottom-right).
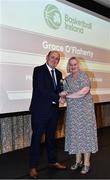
xmin=0 ymin=0 xmax=110 ymax=114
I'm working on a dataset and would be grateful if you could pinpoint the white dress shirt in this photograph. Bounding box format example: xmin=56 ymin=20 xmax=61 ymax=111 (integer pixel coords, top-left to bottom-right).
xmin=46 ymin=63 xmax=57 ymax=85
xmin=46 ymin=63 xmax=57 ymax=104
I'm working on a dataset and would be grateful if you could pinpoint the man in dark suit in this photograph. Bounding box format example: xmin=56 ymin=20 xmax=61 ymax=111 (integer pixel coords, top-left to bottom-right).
xmin=29 ymin=51 xmax=66 ymax=178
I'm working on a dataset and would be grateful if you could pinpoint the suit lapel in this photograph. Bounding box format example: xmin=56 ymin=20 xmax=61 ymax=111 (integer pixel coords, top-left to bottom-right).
xmin=43 ymin=64 xmax=54 ymax=87
xmin=43 ymin=64 xmax=60 ymax=90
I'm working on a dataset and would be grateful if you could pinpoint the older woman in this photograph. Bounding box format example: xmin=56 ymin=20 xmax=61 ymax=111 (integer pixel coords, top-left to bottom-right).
xmin=60 ymin=57 xmax=98 ymax=174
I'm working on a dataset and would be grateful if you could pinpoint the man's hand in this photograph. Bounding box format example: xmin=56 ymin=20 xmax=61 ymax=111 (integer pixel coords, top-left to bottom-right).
xmin=59 ymin=97 xmax=66 ymax=104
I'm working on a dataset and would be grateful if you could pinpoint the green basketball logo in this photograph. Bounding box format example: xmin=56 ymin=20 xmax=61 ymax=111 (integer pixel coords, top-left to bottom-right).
xmin=44 ymin=4 xmax=62 ymax=29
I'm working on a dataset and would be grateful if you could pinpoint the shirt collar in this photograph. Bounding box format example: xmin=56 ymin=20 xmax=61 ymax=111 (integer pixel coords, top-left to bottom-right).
xmin=46 ymin=63 xmax=55 ymax=72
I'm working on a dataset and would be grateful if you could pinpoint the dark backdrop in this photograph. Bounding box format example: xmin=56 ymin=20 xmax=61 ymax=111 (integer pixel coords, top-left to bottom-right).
xmin=66 ymin=0 xmax=110 ymax=18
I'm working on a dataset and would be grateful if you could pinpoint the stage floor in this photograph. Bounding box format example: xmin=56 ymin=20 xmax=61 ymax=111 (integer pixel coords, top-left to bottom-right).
xmin=0 ymin=126 xmax=110 ymax=179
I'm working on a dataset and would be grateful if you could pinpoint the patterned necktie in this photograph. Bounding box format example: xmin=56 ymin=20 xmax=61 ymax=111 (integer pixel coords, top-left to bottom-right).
xmin=51 ymin=69 xmax=56 ymax=90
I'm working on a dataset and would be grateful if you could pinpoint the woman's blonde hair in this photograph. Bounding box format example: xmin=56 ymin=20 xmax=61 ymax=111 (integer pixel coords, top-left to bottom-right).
xmin=67 ymin=56 xmax=80 ymax=73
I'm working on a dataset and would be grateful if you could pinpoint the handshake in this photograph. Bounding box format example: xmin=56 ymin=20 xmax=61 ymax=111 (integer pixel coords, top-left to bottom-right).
xmin=59 ymin=87 xmax=90 ymax=104
xmin=59 ymin=91 xmax=68 ymax=104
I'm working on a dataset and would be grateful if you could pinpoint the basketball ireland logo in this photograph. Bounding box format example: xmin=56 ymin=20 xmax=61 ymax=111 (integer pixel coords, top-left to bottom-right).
xmin=44 ymin=4 xmax=62 ymax=29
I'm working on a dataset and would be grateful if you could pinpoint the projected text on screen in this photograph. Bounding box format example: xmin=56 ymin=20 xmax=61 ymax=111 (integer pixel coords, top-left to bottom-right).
xmin=0 ymin=0 xmax=110 ymax=113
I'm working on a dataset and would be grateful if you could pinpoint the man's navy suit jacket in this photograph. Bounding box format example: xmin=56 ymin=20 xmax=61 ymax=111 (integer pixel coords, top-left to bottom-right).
xmin=30 ymin=63 xmax=62 ymax=120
